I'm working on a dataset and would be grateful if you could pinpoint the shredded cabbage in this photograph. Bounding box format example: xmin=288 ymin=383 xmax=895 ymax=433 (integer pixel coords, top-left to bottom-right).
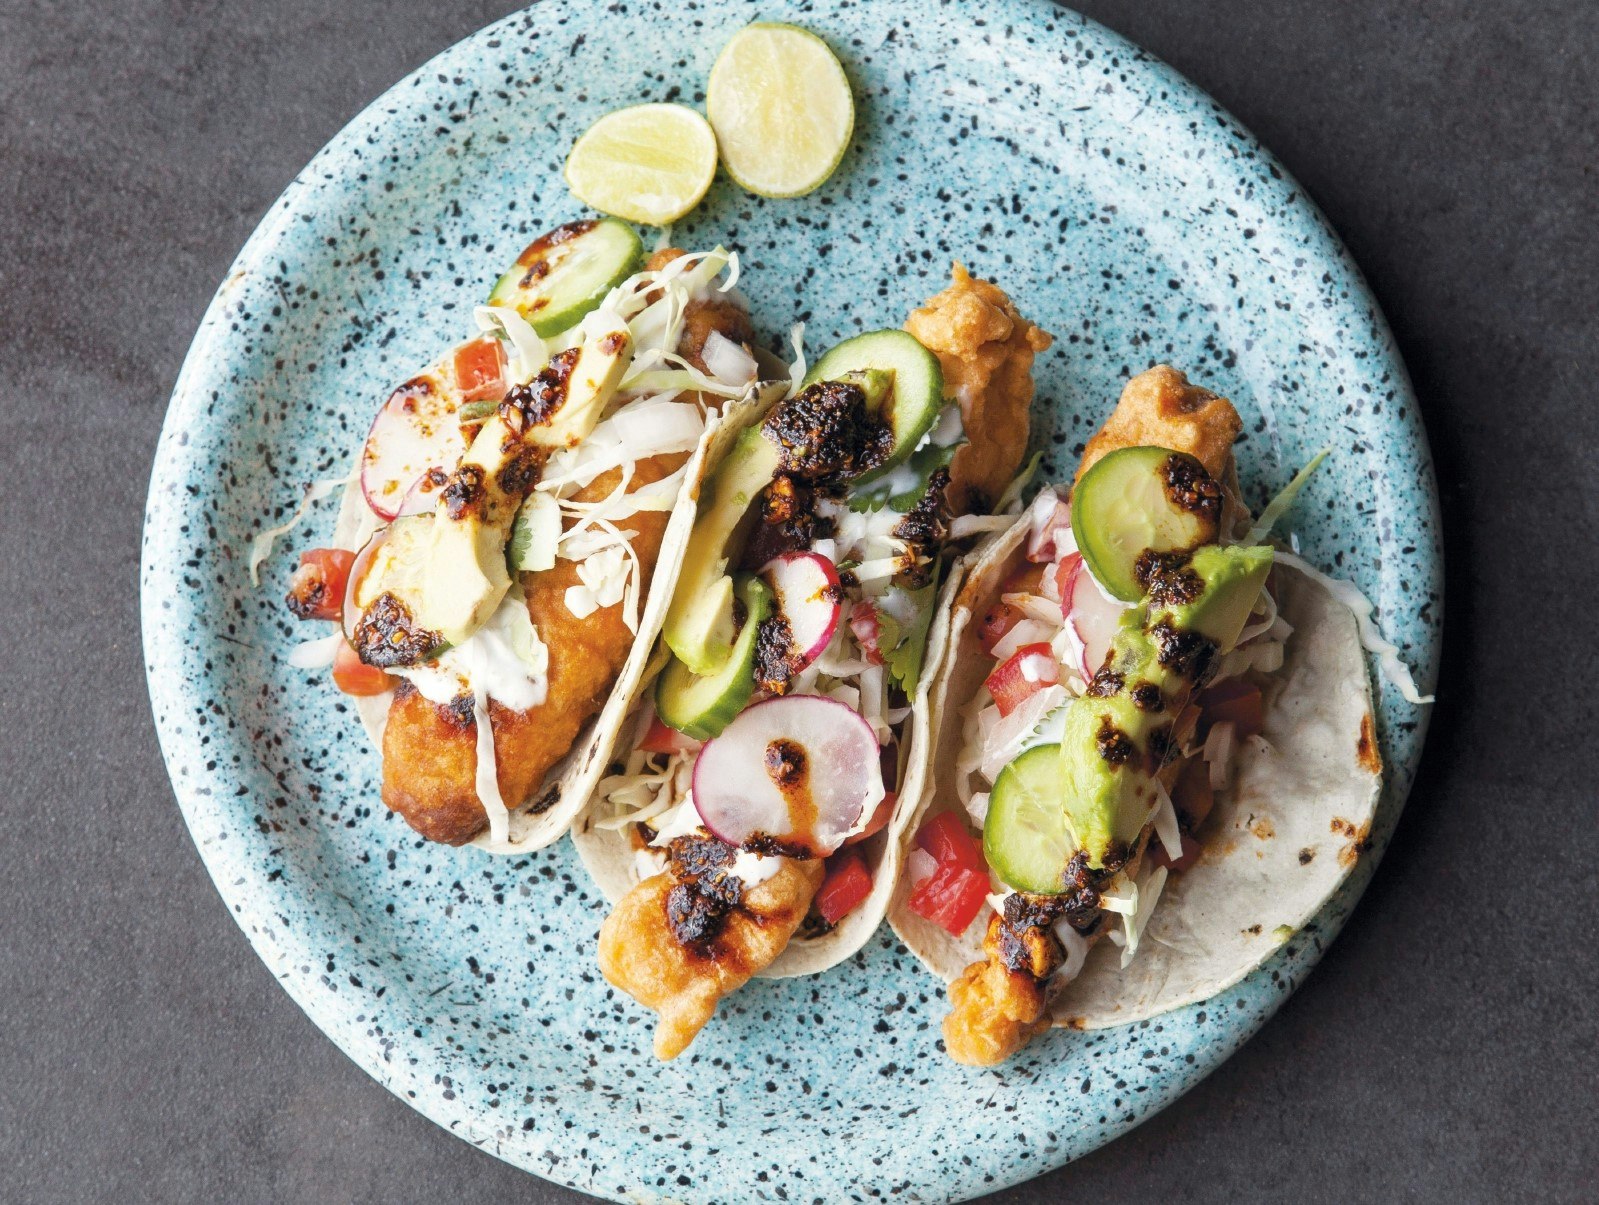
xmin=286 ymin=632 xmax=342 ymax=669
xmin=1274 ymin=550 xmax=1434 ymax=704
xmin=783 ymin=323 xmax=807 ymax=396
xmin=248 ymin=471 xmax=356 ymax=586
xmin=1245 ymin=447 xmax=1329 ymax=546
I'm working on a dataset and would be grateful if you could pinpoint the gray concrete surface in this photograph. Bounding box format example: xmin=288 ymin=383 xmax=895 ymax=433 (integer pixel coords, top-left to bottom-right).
xmin=2 ymin=1 xmax=1595 ymax=1200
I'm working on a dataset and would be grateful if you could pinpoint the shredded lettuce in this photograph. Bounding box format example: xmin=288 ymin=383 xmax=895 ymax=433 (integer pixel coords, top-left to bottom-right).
xmin=995 ymin=449 xmax=1045 ymax=515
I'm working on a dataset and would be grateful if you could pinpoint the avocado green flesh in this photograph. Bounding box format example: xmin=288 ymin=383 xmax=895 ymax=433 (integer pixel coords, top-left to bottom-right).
xmin=1071 ymin=446 xmax=1220 ymax=602
xmin=656 ymin=575 xmax=773 ymax=740
xmin=802 ymin=329 xmax=945 ymax=487
xmin=361 ymin=326 xmax=633 ymax=657
xmin=662 ymin=426 xmax=783 ymax=676
xmin=983 ymin=542 xmax=1274 ymax=882
xmin=487 ymin=217 xmax=642 ymax=338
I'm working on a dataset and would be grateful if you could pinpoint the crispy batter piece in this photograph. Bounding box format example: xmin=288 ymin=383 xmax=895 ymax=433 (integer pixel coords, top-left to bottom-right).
xmin=905 ymin=263 xmax=1053 ymax=513
xmin=944 ymin=913 xmax=1052 ymax=1065
xmin=1077 ymin=364 xmax=1241 ymax=484
xmin=598 ymin=857 xmax=824 ymax=1059
xmin=379 ymin=250 xmax=750 ymax=844
xmin=942 ymin=365 xmax=1242 ymax=1063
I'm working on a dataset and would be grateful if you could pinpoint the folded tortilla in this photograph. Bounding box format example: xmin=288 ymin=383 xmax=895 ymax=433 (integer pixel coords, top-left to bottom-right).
xmin=888 ymin=506 xmax=1383 ymax=1028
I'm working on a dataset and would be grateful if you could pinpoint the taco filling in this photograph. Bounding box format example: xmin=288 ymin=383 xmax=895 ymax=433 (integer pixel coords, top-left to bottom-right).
xmin=890 ymin=364 xmax=1426 ymax=1065
xmin=578 ymin=267 xmax=1051 ymax=1059
xmin=278 ymin=219 xmax=762 ymax=852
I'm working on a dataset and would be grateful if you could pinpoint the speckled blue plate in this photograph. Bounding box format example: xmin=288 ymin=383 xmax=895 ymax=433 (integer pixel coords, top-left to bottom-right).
xmin=142 ymin=1 xmax=1441 ymax=1199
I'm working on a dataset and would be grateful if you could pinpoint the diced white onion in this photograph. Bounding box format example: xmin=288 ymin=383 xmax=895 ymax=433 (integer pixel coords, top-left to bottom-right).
xmin=965 ymin=790 xmax=991 ymax=828
xmin=1204 ymin=719 xmax=1237 ymax=791
xmin=701 ymin=329 xmax=758 ymax=388
xmin=906 ymin=848 xmax=937 ymax=886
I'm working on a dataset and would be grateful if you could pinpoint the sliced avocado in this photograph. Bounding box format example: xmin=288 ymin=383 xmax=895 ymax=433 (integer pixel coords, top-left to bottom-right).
xmin=487 ymin=217 xmax=643 ymax=337
xmin=802 ymin=329 xmax=944 ymax=486
xmin=1071 ymin=446 xmax=1224 ymax=601
xmin=661 ymin=424 xmax=783 ymax=675
xmin=357 ymin=322 xmax=633 ymax=658
xmin=983 ymin=542 xmax=1274 ymax=879
xmin=655 ymin=574 xmax=774 ymax=740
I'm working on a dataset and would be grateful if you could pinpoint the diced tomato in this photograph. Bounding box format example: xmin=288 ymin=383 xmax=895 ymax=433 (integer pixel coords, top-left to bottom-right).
xmin=849 ymin=601 xmax=885 ymax=666
xmin=637 ymin=713 xmax=700 ymax=755
xmin=843 ymin=791 xmax=896 ymax=846
xmin=1201 ymin=679 xmax=1264 ymax=738
xmin=285 ymin=548 xmax=355 ymax=622
xmin=1151 ymin=832 xmax=1204 ymax=873
xmin=914 ymin=811 xmax=987 ymax=875
xmin=815 ymin=853 xmax=873 ymax=925
xmin=983 ymin=642 xmax=1059 ymax=717
xmin=331 ymin=637 xmax=393 ymax=696
xmin=907 ymin=862 xmax=989 ymax=936
xmin=452 ymin=336 xmax=506 ymax=402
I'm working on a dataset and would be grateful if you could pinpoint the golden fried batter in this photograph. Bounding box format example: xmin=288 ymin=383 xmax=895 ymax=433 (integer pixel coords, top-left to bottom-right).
xmin=944 ymin=917 xmax=1052 ymax=1066
xmin=1076 ymin=364 xmax=1241 ymax=485
xmin=942 ymin=366 xmax=1243 ymax=1063
xmin=598 ymin=858 xmax=824 ymax=1059
xmin=379 ymin=254 xmax=751 ymax=845
xmin=905 ymin=263 xmax=1053 ymax=513
xmin=381 ymin=452 xmax=682 ymax=844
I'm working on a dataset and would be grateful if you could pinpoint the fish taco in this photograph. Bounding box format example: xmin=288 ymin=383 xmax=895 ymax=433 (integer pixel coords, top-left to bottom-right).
xmin=572 ymin=266 xmax=1053 ymax=1058
xmin=887 ymin=364 xmax=1429 ymax=1065
xmin=277 ymin=218 xmax=771 ymax=854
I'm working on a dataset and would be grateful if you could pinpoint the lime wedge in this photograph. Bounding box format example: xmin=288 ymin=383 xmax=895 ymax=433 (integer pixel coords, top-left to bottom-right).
xmin=564 ymin=103 xmax=718 ymax=226
xmin=706 ymin=23 xmax=854 ymax=199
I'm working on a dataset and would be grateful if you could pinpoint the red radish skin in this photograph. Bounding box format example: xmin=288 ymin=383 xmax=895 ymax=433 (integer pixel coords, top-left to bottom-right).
xmin=848 ymin=601 xmax=885 ymax=666
xmin=1063 ymin=557 xmax=1126 ymax=680
xmin=760 ymin=552 xmax=843 ymax=668
xmin=983 ymin=643 xmax=1059 ymax=717
xmin=842 ymin=791 xmax=896 ymax=846
xmin=691 ymin=695 xmax=881 ymax=856
xmin=1025 ymin=492 xmax=1073 ymax=563
xmin=361 ymin=373 xmax=467 ymax=520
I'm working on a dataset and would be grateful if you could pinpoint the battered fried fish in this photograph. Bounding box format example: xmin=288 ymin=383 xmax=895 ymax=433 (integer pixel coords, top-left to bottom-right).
xmin=380 ymin=250 xmax=753 ymax=844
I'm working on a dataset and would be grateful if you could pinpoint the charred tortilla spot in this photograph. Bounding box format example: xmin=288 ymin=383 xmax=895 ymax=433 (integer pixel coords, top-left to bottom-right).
xmin=528 ymin=783 xmax=561 ymax=815
xmin=352 ymin=592 xmax=444 ymax=668
xmin=1161 ymin=452 xmax=1223 ymax=522
xmin=1298 ymin=847 xmax=1315 ymax=865
xmin=761 ymin=380 xmax=893 ymax=482
xmin=1095 ymin=715 xmax=1137 ymax=765
xmin=1356 ymin=713 xmax=1382 ymax=774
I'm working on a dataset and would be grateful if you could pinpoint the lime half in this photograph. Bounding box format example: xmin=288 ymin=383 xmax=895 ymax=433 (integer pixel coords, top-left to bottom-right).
xmin=564 ymin=103 xmax=718 ymax=226
xmin=706 ymin=23 xmax=854 ymax=199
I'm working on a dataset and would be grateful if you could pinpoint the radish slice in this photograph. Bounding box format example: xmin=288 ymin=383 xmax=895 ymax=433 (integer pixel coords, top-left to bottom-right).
xmin=361 ymin=373 xmax=466 ymax=520
xmin=760 ymin=552 xmax=843 ymax=669
xmin=692 ymin=695 xmax=883 ymax=857
xmin=1026 ymin=490 xmax=1073 ymax=563
xmin=394 ymin=471 xmax=444 ymax=518
xmin=1064 ymin=556 xmax=1128 ymax=680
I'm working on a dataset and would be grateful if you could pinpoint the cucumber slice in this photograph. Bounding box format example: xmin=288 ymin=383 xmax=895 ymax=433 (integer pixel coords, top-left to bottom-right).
xmin=655 ymin=575 xmax=774 ymax=740
xmin=1071 ymin=446 xmax=1222 ymax=602
xmin=983 ymin=742 xmax=1078 ymax=894
xmin=802 ymin=329 xmax=944 ymax=486
xmin=487 ymin=217 xmax=642 ymax=337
